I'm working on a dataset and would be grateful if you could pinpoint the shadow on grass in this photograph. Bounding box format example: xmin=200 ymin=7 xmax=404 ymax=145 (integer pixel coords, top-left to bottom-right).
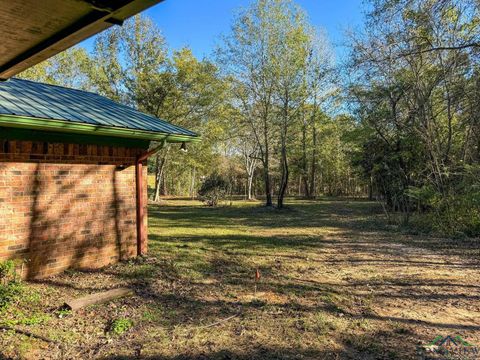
xmin=24 ymin=198 xmax=480 ymax=360
xmin=149 ymin=199 xmax=480 ymax=260
xmin=97 ymin=325 xmax=474 ymax=360
xmin=149 ymin=199 xmax=384 ymax=231
xmin=100 ymin=346 xmax=346 ymax=360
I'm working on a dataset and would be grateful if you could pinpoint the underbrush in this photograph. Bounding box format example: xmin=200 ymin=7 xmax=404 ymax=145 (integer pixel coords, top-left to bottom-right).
xmin=0 ymin=260 xmax=24 ymax=312
xmin=384 ymin=200 xmax=480 ymax=238
xmin=431 ymin=195 xmax=480 ymax=237
xmin=404 ymin=169 xmax=480 ymax=237
xmin=0 ymin=260 xmax=47 ymax=329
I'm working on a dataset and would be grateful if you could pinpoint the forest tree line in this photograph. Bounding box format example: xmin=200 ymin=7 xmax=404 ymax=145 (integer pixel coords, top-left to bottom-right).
xmin=20 ymin=0 xmax=480 ymax=235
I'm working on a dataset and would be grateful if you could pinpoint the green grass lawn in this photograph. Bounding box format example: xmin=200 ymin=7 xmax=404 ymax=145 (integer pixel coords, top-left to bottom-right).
xmin=1 ymin=198 xmax=479 ymax=359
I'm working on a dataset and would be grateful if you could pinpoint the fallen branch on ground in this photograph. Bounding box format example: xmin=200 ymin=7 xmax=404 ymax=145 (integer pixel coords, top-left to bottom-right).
xmin=64 ymin=287 xmax=134 ymax=311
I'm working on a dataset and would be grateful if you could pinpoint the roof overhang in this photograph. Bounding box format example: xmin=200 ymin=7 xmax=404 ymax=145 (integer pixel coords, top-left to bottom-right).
xmin=0 ymin=0 xmax=164 ymax=80
xmin=0 ymin=114 xmax=201 ymax=144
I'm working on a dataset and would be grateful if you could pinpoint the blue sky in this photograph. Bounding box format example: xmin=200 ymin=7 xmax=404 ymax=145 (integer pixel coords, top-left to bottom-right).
xmin=82 ymin=0 xmax=366 ymax=61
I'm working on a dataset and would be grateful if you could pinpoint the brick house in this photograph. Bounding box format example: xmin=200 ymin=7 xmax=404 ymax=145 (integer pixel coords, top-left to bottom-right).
xmin=0 ymin=78 xmax=198 ymax=278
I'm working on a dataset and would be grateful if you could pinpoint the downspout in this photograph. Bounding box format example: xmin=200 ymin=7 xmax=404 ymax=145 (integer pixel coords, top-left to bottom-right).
xmin=135 ymin=140 xmax=166 ymax=256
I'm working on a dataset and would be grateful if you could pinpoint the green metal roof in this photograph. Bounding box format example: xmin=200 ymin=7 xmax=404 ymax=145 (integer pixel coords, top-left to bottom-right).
xmin=0 ymin=78 xmax=199 ymax=143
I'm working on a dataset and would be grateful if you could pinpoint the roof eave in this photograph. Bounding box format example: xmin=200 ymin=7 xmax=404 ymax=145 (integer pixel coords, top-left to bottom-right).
xmin=0 ymin=0 xmax=165 ymax=80
xmin=0 ymin=114 xmax=200 ymax=143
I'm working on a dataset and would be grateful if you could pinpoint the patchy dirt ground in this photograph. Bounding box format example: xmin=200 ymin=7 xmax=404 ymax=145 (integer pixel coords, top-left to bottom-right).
xmin=1 ymin=198 xmax=479 ymax=359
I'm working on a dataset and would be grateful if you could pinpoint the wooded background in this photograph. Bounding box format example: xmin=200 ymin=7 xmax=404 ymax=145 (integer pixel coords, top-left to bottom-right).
xmin=21 ymin=0 xmax=480 ymax=236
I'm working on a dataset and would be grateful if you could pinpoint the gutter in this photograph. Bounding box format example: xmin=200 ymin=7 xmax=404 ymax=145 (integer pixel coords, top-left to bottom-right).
xmin=0 ymin=114 xmax=200 ymax=143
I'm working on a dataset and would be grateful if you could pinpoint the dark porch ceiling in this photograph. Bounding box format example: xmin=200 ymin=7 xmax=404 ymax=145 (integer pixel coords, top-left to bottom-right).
xmin=0 ymin=0 xmax=164 ymax=80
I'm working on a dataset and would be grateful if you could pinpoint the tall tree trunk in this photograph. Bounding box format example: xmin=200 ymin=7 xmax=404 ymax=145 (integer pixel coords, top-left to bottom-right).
xmin=154 ymin=154 xmax=167 ymax=202
xmin=160 ymin=172 xmax=168 ymax=196
xmin=277 ymin=99 xmax=289 ymax=209
xmin=263 ymin=122 xmax=273 ymax=207
xmin=301 ymin=114 xmax=311 ymax=198
xmin=243 ymin=146 xmax=258 ymax=201
xmin=263 ymin=162 xmax=272 ymax=206
xmin=190 ymin=167 xmax=196 ymax=199
xmin=302 ymin=122 xmax=311 ymax=198
xmin=309 ymin=122 xmax=317 ymax=198
xmin=368 ymin=175 xmax=374 ymax=201
xmin=277 ymin=138 xmax=289 ymax=208
xmin=247 ymin=171 xmax=254 ymax=200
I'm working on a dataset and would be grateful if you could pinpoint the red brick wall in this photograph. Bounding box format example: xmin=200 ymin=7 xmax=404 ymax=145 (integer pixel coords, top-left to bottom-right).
xmin=0 ymin=140 xmax=148 ymax=279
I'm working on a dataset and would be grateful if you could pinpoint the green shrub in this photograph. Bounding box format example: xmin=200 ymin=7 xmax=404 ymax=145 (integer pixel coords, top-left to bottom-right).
xmin=198 ymin=173 xmax=229 ymax=206
xmin=406 ymin=181 xmax=480 ymax=236
xmin=434 ymin=193 xmax=480 ymax=237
